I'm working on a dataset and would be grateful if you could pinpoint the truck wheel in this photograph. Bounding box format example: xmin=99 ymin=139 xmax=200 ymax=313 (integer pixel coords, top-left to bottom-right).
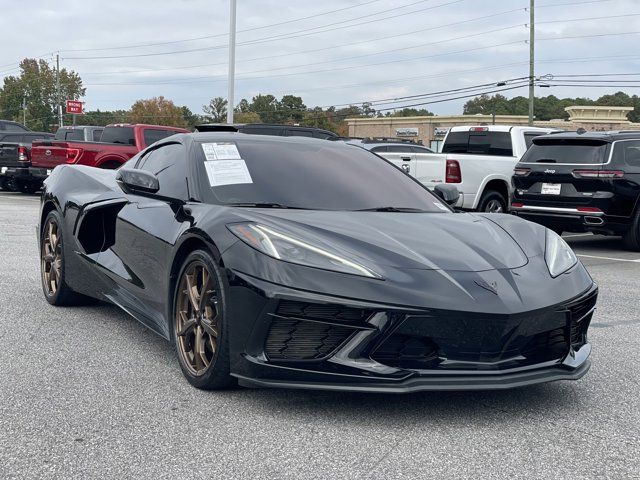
xmin=622 ymin=208 xmax=640 ymax=251
xmin=478 ymin=190 xmax=507 ymax=213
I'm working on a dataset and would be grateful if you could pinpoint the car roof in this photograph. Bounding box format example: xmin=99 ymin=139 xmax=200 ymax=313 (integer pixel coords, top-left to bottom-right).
xmin=194 ymin=123 xmax=337 ymax=135
xmin=58 ymin=125 xmax=102 ymax=129
xmin=345 ymin=139 xmax=430 ymax=150
xmin=534 ymin=130 xmax=640 ymax=143
xmin=449 ymin=125 xmax=555 ymax=133
xmin=175 ymin=131 xmax=344 ymax=147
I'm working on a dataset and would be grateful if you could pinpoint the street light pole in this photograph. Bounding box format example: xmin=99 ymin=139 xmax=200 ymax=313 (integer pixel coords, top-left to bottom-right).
xmin=226 ymin=0 xmax=237 ymax=124
xmin=528 ymin=0 xmax=535 ymax=126
xmin=56 ymin=53 xmax=63 ymax=128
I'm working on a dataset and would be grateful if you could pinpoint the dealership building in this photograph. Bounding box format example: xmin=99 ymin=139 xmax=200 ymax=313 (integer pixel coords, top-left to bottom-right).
xmin=346 ymin=105 xmax=640 ymax=151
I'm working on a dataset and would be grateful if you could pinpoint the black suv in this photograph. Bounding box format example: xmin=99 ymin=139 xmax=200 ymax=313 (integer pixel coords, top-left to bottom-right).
xmin=195 ymin=123 xmax=339 ymax=140
xmin=511 ymin=131 xmax=640 ymax=249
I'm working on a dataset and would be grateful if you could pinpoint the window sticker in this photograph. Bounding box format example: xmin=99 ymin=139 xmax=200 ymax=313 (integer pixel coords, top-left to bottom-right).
xmin=201 ymin=142 xmax=241 ymax=160
xmin=204 ymin=159 xmax=253 ymax=187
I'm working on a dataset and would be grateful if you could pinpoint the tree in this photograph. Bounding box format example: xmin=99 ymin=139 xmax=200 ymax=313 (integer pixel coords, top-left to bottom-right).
xmin=82 ymin=109 xmax=130 ymax=126
xmin=0 ymin=58 xmax=85 ymax=131
xmin=386 ymin=108 xmax=434 ymax=117
xmin=129 ymin=96 xmax=187 ymax=127
xmin=277 ymin=95 xmax=306 ymax=123
xmin=248 ymin=94 xmax=279 ymax=123
xmin=202 ymin=97 xmax=228 ymax=123
xmin=234 ymin=111 xmax=261 ymax=123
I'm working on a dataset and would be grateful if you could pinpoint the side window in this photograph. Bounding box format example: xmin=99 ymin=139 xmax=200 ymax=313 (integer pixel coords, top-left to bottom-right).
xmin=137 ymin=143 xmax=188 ymax=200
xmin=386 ymin=145 xmax=414 ymax=153
xmin=143 ymin=129 xmax=178 ymax=147
xmin=65 ymin=130 xmax=84 ymax=141
xmin=4 ymin=123 xmax=28 ymax=132
xmin=370 ymin=146 xmax=388 ymax=153
xmin=93 ymin=129 xmax=104 ymax=141
xmin=312 ymin=131 xmax=333 ymax=139
xmin=613 ymin=141 xmax=640 ymax=168
xmin=524 ymin=133 xmax=540 ymax=150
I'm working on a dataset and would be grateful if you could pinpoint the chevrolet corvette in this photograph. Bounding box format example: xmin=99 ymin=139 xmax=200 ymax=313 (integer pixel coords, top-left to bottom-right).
xmin=38 ymin=133 xmax=597 ymax=391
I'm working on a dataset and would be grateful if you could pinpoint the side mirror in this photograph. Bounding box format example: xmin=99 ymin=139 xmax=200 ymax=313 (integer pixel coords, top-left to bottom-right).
xmin=116 ymin=168 xmax=159 ymax=194
xmin=433 ymin=184 xmax=460 ymax=206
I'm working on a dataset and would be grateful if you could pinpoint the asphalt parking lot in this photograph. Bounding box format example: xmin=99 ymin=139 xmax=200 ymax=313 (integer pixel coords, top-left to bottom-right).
xmin=0 ymin=191 xmax=638 ymax=479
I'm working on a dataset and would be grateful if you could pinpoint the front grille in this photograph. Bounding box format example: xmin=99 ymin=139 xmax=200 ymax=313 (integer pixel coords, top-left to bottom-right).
xmin=276 ymin=300 xmax=372 ymax=323
xmin=371 ymin=333 xmax=439 ymax=369
xmin=265 ymin=318 xmax=354 ymax=360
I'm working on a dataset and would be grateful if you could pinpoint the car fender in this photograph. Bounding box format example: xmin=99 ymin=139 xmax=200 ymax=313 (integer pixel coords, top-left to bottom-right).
xmin=471 ymin=174 xmax=513 ymax=210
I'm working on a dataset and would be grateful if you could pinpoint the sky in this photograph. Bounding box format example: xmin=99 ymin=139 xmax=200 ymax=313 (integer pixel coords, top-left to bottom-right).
xmin=1 ymin=0 xmax=639 ymax=116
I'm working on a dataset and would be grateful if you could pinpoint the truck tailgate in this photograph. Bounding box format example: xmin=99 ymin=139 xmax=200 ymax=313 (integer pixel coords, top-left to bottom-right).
xmin=0 ymin=143 xmax=22 ymax=169
xmin=31 ymin=142 xmax=80 ymax=169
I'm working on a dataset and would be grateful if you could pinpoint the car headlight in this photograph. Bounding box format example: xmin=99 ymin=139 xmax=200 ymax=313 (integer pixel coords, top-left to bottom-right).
xmin=545 ymin=229 xmax=578 ymax=277
xmin=228 ymin=222 xmax=382 ymax=279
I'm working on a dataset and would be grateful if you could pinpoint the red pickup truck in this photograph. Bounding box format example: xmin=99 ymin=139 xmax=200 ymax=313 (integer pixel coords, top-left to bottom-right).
xmin=29 ymin=123 xmax=189 ymax=183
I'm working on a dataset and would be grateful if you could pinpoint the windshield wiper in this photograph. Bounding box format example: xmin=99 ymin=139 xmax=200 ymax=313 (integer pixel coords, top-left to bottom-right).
xmin=354 ymin=206 xmax=428 ymax=212
xmin=227 ymin=202 xmax=305 ymax=209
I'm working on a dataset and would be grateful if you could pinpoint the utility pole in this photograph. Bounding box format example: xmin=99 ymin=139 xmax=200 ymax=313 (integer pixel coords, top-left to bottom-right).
xmin=226 ymin=0 xmax=237 ymax=124
xmin=22 ymin=95 xmax=27 ymax=127
xmin=56 ymin=53 xmax=63 ymax=127
xmin=528 ymin=0 xmax=535 ymax=126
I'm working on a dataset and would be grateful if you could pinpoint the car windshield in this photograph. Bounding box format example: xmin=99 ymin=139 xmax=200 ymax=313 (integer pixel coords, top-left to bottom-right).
xmin=196 ymin=138 xmax=449 ymax=212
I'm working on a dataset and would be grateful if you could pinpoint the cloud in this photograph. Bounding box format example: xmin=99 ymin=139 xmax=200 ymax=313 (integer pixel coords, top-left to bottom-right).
xmin=1 ymin=0 xmax=639 ymax=115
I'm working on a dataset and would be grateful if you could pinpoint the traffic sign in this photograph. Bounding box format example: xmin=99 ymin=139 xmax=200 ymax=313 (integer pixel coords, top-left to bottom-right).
xmin=66 ymin=100 xmax=83 ymax=114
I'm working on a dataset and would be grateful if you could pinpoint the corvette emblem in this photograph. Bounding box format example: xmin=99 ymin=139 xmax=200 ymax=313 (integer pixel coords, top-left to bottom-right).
xmin=475 ymin=280 xmax=499 ymax=295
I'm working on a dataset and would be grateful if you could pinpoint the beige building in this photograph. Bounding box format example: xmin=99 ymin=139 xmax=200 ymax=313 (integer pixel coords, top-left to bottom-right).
xmin=346 ymin=105 xmax=639 ymax=151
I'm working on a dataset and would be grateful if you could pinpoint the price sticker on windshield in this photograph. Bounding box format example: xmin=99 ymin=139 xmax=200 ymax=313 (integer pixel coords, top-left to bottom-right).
xmin=201 ymin=142 xmax=241 ymax=160
xmin=204 ymin=159 xmax=253 ymax=187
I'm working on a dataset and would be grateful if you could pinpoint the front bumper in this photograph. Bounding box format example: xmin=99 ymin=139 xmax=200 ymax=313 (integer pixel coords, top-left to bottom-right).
xmin=226 ymin=266 xmax=597 ymax=392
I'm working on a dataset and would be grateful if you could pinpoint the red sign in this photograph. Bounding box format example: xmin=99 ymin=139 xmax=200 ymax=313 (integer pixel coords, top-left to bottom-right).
xmin=66 ymin=100 xmax=83 ymax=114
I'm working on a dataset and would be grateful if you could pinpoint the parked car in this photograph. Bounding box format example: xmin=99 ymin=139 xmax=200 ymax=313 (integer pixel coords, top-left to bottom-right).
xmin=54 ymin=125 xmax=104 ymax=142
xmin=30 ymin=123 xmax=189 ymax=177
xmin=0 ymin=131 xmax=55 ymax=193
xmin=347 ymin=138 xmax=435 ymax=174
xmin=195 ymin=123 xmax=339 ymax=140
xmin=372 ymin=125 xmax=557 ymax=213
xmin=511 ymin=130 xmax=640 ymax=249
xmin=38 ymin=133 xmax=596 ymax=391
xmin=0 ymin=120 xmax=30 ymax=134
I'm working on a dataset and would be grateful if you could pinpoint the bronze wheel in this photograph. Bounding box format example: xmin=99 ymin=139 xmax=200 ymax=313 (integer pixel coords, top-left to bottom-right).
xmin=175 ymin=261 xmax=221 ymax=376
xmin=42 ymin=218 xmax=62 ymax=296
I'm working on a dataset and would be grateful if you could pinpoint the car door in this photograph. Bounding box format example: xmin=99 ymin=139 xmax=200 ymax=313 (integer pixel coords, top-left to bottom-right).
xmin=105 ymin=142 xmax=191 ymax=336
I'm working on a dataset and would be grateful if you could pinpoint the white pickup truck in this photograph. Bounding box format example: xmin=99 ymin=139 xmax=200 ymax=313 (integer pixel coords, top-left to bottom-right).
xmin=371 ymin=125 xmax=558 ymax=213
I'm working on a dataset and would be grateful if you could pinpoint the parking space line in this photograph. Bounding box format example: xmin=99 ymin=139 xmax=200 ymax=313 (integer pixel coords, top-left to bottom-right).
xmin=577 ymin=254 xmax=640 ymax=263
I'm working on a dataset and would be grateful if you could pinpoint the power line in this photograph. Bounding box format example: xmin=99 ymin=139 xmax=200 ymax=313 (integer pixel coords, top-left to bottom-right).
xmin=59 ymin=0 xmax=384 ymax=52
xmin=78 ymin=6 xmax=527 ymax=77
xmin=62 ymin=0 xmax=467 ymax=60
xmin=537 ymin=13 xmax=640 ymax=25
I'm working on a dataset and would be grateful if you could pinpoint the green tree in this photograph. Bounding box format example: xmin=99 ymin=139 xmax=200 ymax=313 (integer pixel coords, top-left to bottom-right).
xmin=249 ymin=94 xmax=279 ymax=123
xmin=386 ymin=108 xmax=434 ymax=117
xmin=129 ymin=96 xmax=187 ymax=127
xmin=277 ymin=95 xmax=306 ymax=123
xmin=234 ymin=111 xmax=261 ymax=123
xmin=202 ymin=96 xmax=228 ymax=123
xmin=0 ymin=58 xmax=84 ymax=131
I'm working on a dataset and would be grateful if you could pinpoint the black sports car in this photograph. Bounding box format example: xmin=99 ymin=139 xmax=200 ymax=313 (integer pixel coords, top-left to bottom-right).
xmin=38 ymin=133 xmax=597 ymax=392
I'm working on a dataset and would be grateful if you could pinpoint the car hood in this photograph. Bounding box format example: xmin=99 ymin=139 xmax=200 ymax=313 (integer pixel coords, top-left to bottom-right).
xmin=233 ymin=210 xmax=538 ymax=272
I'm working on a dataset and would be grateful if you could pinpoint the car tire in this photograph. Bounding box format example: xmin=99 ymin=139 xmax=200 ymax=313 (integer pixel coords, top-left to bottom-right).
xmin=478 ymin=190 xmax=507 ymax=214
xmin=40 ymin=210 xmax=90 ymax=305
xmin=171 ymin=249 xmax=233 ymax=390
xmin=622 ymin=208 xmax=640 ymax=251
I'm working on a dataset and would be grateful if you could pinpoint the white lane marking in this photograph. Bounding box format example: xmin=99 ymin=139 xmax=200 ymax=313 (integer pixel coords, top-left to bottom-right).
xmin=577 ymin=254 xmax=640 ymax=263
